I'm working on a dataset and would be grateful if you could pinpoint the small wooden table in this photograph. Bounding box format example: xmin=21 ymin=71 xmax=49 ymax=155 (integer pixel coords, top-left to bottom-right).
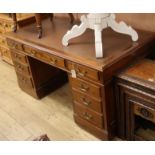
xmin=5 ymin=17 xmax=155 ymax=140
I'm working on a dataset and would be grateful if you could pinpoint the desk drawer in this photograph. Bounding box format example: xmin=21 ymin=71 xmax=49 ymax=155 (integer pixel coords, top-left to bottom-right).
xmin=70 ymin=77 xmax=102 ymax=99
xmin=46 ymin=54 xmax=65 ymax=69
xmin=7 ymin=39 xmax=23 ymax=51
xmin=0 ymin=35 xmax=7 ymax=47
xmin=11 ymin=51 xmax=27 ymax=64
xmin=0 ymin=28 xmax=4 ymax=34
xmin=23 ymin=45 xmax=65 ymax=69
xmin=14 ymin=61 xmax=30 ymax=76
xmin=72 ymin=90 xmax=102 ymax=113
xmin=0 ymin=47 xmax=11 ymax=58
xmin=4 ymin=23 xmax=12 ymax=32
xmin=74 ymin=103 xmax=104 ymax=128
xmin=134 ymin=103 xmax=155 ymax=124
xmin=67 ymin=61 xmax=100 ymax=81
xmin=0 ymin=22 xmax=5 ymax=33
xmin=16 ymin=73 xmax=34 ymax=89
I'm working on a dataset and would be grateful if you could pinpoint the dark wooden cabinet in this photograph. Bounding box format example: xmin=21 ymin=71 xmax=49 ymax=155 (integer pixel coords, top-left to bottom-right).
xmin=115 ymin=59 xmax=155 ymax=140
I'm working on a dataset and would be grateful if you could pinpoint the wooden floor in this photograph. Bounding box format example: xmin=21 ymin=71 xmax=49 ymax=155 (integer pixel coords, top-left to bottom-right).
xmin=0 ymin=59 xmax=99 ymax=140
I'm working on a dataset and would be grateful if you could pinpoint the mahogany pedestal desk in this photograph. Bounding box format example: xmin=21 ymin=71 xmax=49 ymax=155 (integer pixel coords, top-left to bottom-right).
xmin=5 ymin=18 xmax=155 ymax=140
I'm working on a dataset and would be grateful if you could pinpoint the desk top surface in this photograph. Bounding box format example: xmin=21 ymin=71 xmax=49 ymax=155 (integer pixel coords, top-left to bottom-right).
xmin=117 ymin=58 xmax=155 ymax=91
xmin=6 ymin=17 xmax=155 ymax=71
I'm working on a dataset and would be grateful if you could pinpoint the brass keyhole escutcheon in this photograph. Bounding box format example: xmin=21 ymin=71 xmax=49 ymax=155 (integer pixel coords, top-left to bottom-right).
xmin=138 ymin=107 xmax=153 ymax=119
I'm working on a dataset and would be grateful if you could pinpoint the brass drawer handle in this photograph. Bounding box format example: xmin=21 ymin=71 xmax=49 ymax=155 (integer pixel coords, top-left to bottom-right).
xmin=12 ymin=44 xmax=17 ymax=49
xmin=16 ymin=65 xmax=24 ymax=71
xmin=0 ymin=40 xmax=5 ymax=44
xmin=21 ymin=77 xmax=27 ymax=83
xmin=3 ymin=50 xmax=7 ymax=54
xmin=81 ymin=98 xmax=91 ymax=106
xmin=11 ymin=43 xmax=22 ymax=50
xmin=14 ymin=54 xmax=21 ymax=59
xmin=78 ymin=71 xmax=87 ymax=77
xmin=30 ymin=50 xmax=36 ymax=56
xmin=14 ymin=54 xmax=18 ymax=58
xmin=76 ymin=68 xmax=87 ymax=77
xmin=80 ymin=84 xmax=89 ymax=92
xmin=50 ymin=58 xmax=57 ymax=65
xmin=138 ymin=107 xmax=153 ymax=119
xmin=3 ymin=23 xmax=7 ymax=27
xmin=83 ymin=112 xmax=93 ymax=121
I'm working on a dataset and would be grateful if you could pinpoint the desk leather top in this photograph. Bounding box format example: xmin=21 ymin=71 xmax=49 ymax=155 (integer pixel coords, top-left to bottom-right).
xmin=5 ymin=17 xmax=155 ymax=71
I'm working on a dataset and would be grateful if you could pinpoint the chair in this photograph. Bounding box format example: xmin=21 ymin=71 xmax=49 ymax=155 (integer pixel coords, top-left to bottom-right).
xmin=12 ymin=13 xmax=74 ymax=38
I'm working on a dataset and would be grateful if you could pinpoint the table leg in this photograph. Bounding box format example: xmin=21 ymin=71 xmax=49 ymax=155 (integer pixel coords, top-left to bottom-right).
xmin=107 ymin=14 xmax=138 ymax=42
xmin=68 ymin=13 xmax=74 ymax=24
xmin=50 ymin=13 xmax=54 ymax=21
xmin=35 ymin=13 xmax=42 ymax=38
xmin=62 ymin=15 xmax=88 ymax=46
xmin=12 ymin=13 xmax=17 ymax=32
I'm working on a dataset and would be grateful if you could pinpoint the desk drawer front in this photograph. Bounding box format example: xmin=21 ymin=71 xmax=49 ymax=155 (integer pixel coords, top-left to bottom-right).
xmin=74 ymin=103 xmax=104 ymax=128
xmin=0 ymin=36 xmax=7 ymax=47
xmin=14 ymin=61 xmax=30 ymax=76
xmin=0 ymin=22 xmax=5 ymax=33
xmin=4 ymin=23 xmax=12 ymax=32
xmin=11 ymin=51 xmax=27 ymax=64
xmin=67 ymin=62 xmax=100 ymax=82
xmin=134 ymin=103 xmax=155 ymax=124
xmin=16 ymin=73 xmax=34 ymax=89
xmin=72 ymin=90 xmax=102 ymax=113
xmin=23 ymin=45 xmax=65 ymax=69
xmin=70 ymin=77 xmax=102 ymax=98
xmin=0 ymin=28 xmax=4 ymax=34
xmin=0 ymin=47 xmax=10 ymax=58
xmin=7 ymin=39 xmax=23 ymax=51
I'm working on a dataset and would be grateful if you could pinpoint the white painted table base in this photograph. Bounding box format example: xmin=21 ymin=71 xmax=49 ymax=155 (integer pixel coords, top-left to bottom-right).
xmin=62 ymin=13 xmax=139 ymax=58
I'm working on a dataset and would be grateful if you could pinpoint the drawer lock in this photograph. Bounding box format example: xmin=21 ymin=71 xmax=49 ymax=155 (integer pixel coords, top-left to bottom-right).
xmin=138 ymin=107 xmax=153 ymax=119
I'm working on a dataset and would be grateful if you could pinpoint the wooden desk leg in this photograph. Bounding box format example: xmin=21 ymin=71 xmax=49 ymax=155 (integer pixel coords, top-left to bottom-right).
xmin=68 ymin=13 xmax=74 ymax=24
xmin=35 ymin=13 xmax=42 ymax=38
xmin=50 ymin=13 xmax=54 ymax=21
xmin=12 ymin=13 xmax=17 ymax=32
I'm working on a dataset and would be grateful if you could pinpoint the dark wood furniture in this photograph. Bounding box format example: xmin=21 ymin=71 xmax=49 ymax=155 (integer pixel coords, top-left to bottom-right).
xmin=35 ymin=13 xmax=74 ymax=38
xmin=33 ymin=134 xmax=50 ymax=141
xmin=115 ymin=58 xmax=155 ymax=140
xmin=5 ymin=17 xmax=155 ymax=140
xmin=12 ymin=13 xmax=74 ymax=38
xmin=0 ymin=13 xmax=35 ymax=64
